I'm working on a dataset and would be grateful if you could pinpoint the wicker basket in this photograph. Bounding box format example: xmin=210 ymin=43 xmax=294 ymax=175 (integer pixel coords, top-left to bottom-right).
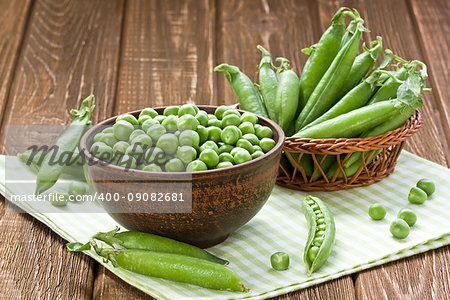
xmin=277 ymin=110 xmax=423 ymax=191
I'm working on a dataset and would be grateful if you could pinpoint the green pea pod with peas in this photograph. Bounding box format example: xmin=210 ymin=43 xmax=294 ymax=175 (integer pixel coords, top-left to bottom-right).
xmin=274 ymin=57 xmax=300 ymax=133
xmin=302 ymin=195 xmax=335 ymax=274
xmin=336 ymin=36 xmax=383 ymax=100
xmin=298 ymin=7 xmax=356 ymax=111
xmin=89 ymin=241 xmax=248 ymax=292
xmin=257 ymin=45 xmax=278 ymax=122
xmin=296 ymin=20 xmax=367 ymax=130
xmin=35 ymin=96 xmax=95 ymax=194
xmin=338 ymin=13 xmax=361 ymax=49
xmin=92 ymin=227 xmax=228 ymax=265
xmin=302 ymin=49 xmax=394 ymax=131
xmin=215 ymin=64 xmax=268 ymax=118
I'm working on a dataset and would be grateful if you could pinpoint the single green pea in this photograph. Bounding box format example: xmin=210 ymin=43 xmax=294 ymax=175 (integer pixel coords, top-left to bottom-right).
xmin=207 ymin=118 xmax=222 ymax=128
xmin=161 ymin=115 xmax=179 ymax=133
xmin=102 ymin=127 xmax=114 ymax=134
xmin=68 ymin=181 xmax=87 ymax=196
xmin=129 ymin=129 xmax=146 ymax=142
xmin=142 ymin=163 xmax=162 ymax=172
xmin=256 ymin=126 xmax=273 ymax=139
xmin=308 ymin=246 xmax=320 ymax=262
xmin=253 ymin=145 xmax=262 ymax=152
xmin=139 ymin=107 xmax=158 ymax=119
xmin=144 ymin=147 xmax=166 ymax=164
xmin=240 ymin=112 xmax=258 ymax=125
xmin=233 ymin=151 xmax=252 ymax=164
xmin=390 ymin=219 xmax=410 ymax=239
xmin=214 ymin=105 xmax=230 ymax=119
xmin=195 ymin=111 xmax=209 ymax=126
xmin=416 ymin=178 xmax=435 ymax=196
xmin=99 ymin=133 xmax=118 ymax=147
xmin=178 ymin=104 xmax=197 ymax=116
xmin=222 ymin=109 xmax=240 ymax=118
xmin=236 ymin=139 xmax=254 ymax=153
xmin=199 ymin=141 xmax=219 ymax=154
xmin=131 ymin=134 xmax=153 ymax=151
xmin=238 ymin=121 xmax=255 ymax=135
xmin=207 ymin=114 xmax=217 ymax=120
xmin=165 ymin=158 xmax=185 ymax=172
xmin=221 ymin=114 xmax=241 ymax=127
xmin=50 ymin=189 xmax=69 ymax=207
xmin=251 ymin=151 xmax=264 ymax=159
xmin=259 ymin=138 xmax=276 ymax=152
xmin=138 ymin=115 xmax=151 ymax=125
xmin=270 ymin=252 xmax=290 ymax=271
xmin=117 ymin=154 xmax=137 ymax=169
xmin=142 ymin=118 xmax=160 ymax=132
xmin=199 ymin=149 xmax=219 ymax=168
xmin=178 ymin=130 xmax=200 ymax=148
xmin=147 ymin=124 xmax=167 ymax=141
xmin=116 ymin=114 xmax=139 ymax=126
xmin=177 ymin=114 xmax=199 ymax=131
xmin=368 ymin=203 xmax=386 ymax=220
xmin=221 ymin=126 xmax=241 ymax=145
xmin=207 ymin=126 xmax=222 ymax=143
xmin=216 ymin=161 xmax=233 ymax=169
xmin=154 ymin=115 xmax=166 ymax=123
xmin=176 ymin=146 xmax=197 ymax=164
xmin=397 ymin=208 xmax=417 ymax=227
xmin=254 ymin=124 xmax=262 ymax=130
xmin=93 ymin=133 xmax=103 ymax=143
xmin=219 ymin=152 xmax=234 ymax=164
xmin=242 ymin=133 xmax=259 ymax=145
xmin=218 ymin=144 xmax=234 ymax=154
xmin=408 ymin=186 xmax=427 ymax=204
xmin=125 ymin=144 xmax=145 ymax=163
xmin=196 ymin=125 xmax=209 ymax=143
xmin=113 ymin=120 xmax=135 ymax=141
xmin=186 ymin=160 xmax=208 ymax=172
xmin=156 ymin=133 xmax=178 ymax=155
xmin=163 ymin=105 xmax=179 ymax=116
xmin=90 ymin=142 xmax=114 ymax=162
xmin=112 ymin=141 xmax=130 ymax=155
xmin=230 ymin=147 xmax=249 ymax=157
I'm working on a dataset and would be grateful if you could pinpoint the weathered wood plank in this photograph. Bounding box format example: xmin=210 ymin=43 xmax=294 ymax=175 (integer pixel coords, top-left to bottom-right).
xmin=93 ymin=0 xmax=215 ymax=298
xmin=409 ymin=0 xmax=450 ymax=163
xmin=114 ymin=0 xmax=215 ymax=114
xmin=0 ymin=0 xmax=124 ymax=299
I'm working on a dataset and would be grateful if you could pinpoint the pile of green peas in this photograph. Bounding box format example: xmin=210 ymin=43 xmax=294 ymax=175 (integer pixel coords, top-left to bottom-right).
xmin=89 ymin=104 xmax=277 ymax=172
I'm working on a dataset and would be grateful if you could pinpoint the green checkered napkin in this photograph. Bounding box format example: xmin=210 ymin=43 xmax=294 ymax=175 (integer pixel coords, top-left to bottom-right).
xmin=1 ymin=151 xmax=449 ymax=300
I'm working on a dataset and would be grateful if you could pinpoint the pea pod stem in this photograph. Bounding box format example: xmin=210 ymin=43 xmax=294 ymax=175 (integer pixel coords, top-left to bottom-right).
xmin=35 ymin=96 xmax=95 ymax=194
xmin=92 ymin=227 xmax=228 ymax=265
xmin=215 ymin=64 xmax=268 ymax=118
xmin=90 ymin=241 xmax=248 ymax=292
xmin=302 ymin=195 xmax=335 ymax=274
xmin=257 ymin=45 xmax=279 ymax=122
xmin=296 ymin=20 xmax=367 ymax=130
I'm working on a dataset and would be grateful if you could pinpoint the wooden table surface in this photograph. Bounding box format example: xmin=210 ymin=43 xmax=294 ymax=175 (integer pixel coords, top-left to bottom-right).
xmin=0 ymin=0 xmax=448 ymax=299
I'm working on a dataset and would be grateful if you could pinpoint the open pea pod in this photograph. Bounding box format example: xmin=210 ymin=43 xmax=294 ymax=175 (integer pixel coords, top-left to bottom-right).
xmin=302 ymin=195 xmax=336 ymax=275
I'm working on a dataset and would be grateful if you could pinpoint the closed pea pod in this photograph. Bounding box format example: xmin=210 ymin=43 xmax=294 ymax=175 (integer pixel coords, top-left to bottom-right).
xmin=274 ymin=58 xmax=300 ymax=133
xmin=214 ymin=64 xmax=268 ymax=118
xmin=296 ymin=20 xmax=367 ymax=130
xmin=302 ymin=195 xmax=335 ymax=274
xmin=257 ymin=45 xmax=278 ymax=122
xmin=298 ymin=8 xmax=354 ymax=110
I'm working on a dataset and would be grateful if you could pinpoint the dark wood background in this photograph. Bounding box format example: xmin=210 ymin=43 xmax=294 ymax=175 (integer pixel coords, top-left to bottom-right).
xmin=0 ymin=0 xmax=448 ymax=299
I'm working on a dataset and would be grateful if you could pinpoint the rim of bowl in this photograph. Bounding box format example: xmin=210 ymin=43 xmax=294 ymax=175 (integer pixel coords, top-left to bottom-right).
xmin=80 ymin=105 xmax=285 ymax=179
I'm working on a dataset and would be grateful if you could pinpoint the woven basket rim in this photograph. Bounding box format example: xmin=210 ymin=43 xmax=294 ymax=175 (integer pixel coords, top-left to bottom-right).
xmin=283 ymin=110 xmax=422 ymax=153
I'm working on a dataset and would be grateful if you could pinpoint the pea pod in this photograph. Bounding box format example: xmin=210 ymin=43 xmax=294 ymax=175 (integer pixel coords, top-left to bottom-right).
xmin=296 ymin=20 xmax=366 ymax=130
xmin=302 ymin=195 xmax=335 ymax=274
xmin=275 ymin=58 xmax=300 ymax=132
xmin=92 ymin=227 xmax=228 ymax=265
xmin=367 ymin=66 xmax=409 ymax=104
xmin=302 ymin=49 xmax=394 ymax=131
xmin=298 ymin=8 xmax=354 ymax=110
xmin=89 ymin=241 xmax=248 ymax=292
xmin=339 ymin=15 xmax=361 ymax=48
xmin=35 ymin=96 xmax=95 ymax=194
xmin=336 ymin=36 xmax=383 ymax=100
xmin=215 ymin=64 xmax=268 ymax=118
xmin=257 ymin=45 xmax=278 ymax=122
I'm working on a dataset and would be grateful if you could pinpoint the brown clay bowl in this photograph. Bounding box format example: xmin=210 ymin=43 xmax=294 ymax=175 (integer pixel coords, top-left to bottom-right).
xmin=80 ymin=105 xmax=284 ymax=248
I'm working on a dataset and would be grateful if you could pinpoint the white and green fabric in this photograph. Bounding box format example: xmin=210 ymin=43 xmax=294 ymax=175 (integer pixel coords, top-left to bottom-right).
xmin=0 ymin=151 xmax=449 ymax=300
